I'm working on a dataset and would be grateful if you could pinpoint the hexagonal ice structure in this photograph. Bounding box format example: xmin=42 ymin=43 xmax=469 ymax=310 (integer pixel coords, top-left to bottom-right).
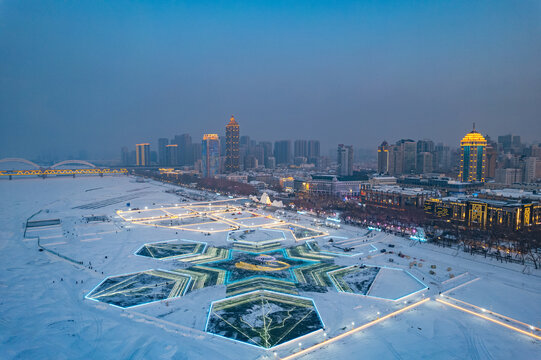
xmin=135 ymin=239 xmax=206 ymax=260
xmin=85 ymin=269 xmax=191 ymax=308
xmin=205 ymin=290 xmax=324 ymax=348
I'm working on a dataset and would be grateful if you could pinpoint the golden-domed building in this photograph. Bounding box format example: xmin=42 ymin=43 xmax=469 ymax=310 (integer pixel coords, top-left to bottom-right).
xmin=459 ymin=126 xmax=487 ymax=182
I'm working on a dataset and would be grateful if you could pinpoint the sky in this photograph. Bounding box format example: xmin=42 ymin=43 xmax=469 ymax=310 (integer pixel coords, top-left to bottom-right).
xmin=1 ymin=0 xmax=540 ymax=160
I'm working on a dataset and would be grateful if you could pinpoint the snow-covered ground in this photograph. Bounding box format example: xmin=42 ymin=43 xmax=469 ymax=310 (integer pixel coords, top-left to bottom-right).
xmin=1 ymin=176 xmax=540 ymax=359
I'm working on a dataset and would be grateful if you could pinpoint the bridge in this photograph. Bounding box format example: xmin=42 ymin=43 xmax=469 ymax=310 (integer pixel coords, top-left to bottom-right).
xmin=0 ymin=158 xmax=128 ymax=179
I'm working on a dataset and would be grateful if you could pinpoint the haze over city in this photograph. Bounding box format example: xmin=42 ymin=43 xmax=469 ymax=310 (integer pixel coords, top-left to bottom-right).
xmin=1 ymin=0 xmax=540 ymax=160
xmin=1 ymin=2 xmax=541 ymax=360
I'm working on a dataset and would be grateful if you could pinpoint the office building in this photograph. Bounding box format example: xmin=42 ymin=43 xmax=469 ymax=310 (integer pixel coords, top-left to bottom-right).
xmin=294 ymin=140 xmax=308 ymax=158
xmin=459 ymin=126 xmax=487 ymax=182
xmin=274 ymin=140 xmax=292 ymax=165
xmin=225 ymin=115 xmax=240 ymax=172
xmin=337 ymin=144 xmax=354 ymax=176
xmin=172 ymin=134 xmax=192 ymax=166
xmin=136 ymin=143 xmax=150 ymax=166
xmin=202 ymin=134 xmax=220 ymax=178
xmin=377 ymin=141 xmax=390 ymax=174
xmin=158 ymin=138 xmax=169 ymax=165
xmin=307 ymin=140 xmax=320 ymax=164
xmin=165 ymin=144 xmax=178 ymax=166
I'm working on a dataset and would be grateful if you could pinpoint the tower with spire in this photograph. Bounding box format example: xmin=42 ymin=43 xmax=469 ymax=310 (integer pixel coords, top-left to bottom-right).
xmin=459 ymin=124 xmax=487 ymax=182
xmin=225 ymin=115 xmax=240 ymax=172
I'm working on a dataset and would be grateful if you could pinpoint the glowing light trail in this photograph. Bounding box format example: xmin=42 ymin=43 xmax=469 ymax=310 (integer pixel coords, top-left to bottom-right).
xmin=280 ymin=297 xmax=430 ymax=360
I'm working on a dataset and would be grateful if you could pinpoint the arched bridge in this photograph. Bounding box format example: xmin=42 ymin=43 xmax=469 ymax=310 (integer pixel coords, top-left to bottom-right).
xmin=49 ymin=160 xmax=97 ymax=169
xmin=0 ymin=157 xmax=41 ymax=169
xmin=0 ymin=158 xmax=127 ymax=178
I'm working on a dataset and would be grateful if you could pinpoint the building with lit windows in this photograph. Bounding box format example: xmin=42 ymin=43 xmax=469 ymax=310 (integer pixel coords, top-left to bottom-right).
xmin=294 ymin=175 xmax=371 ymax=197
xmin=165 ymin=144 xmax=178 ymax=166
xmin=424 ymin=197 xmax=540 ymax=231
xmin=459 ymin=126 xmax=487 ymax=182
xmin=377 ymin=141 xmax=390 ymax=174
xmin=202 ymin=134 xmax=220 ymax=178
xmin=136 ymin=143 xmax=150 ymax=166
xmin=225 ymin=115 xmax=240 ymax=172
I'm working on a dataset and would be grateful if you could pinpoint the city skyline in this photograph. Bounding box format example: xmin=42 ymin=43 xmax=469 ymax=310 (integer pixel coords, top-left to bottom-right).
xmin=1 ymin=2 xmax=541 ymax=360
xmin=1 ymin=1 xmax=540 ymax=160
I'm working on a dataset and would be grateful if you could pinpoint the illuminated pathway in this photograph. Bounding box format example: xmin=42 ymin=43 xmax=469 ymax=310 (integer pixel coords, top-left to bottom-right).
xmin=280 ymin=298 xmax=430 ymax=360
xmin=436 ymin=296 xmax=541 ymax=341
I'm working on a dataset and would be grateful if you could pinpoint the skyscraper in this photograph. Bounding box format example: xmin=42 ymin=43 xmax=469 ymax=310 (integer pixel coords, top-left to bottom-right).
xmin=307 ymin=140 xmax=320 ymax=164
xmin=274 ymin=140 xmax=292 ymax=165
xmin=397 ymin=139 xmax=417 ymax=174
xmin=225 ymin=115 xmax=240 ymax=172
xmin=259 ymin=141 xmax=273 ymax=167
xmin=165 ymin=144 xmax=178 ymax=166
xmin=434 ymin=143 xmax=451 ymax=172
xmin=136 ymin=143 xmax=150 ymax=166
xmin=172 ymin=134 xmax=192 ymax=166
xmin=337 ymin=144 xmax=353 ymax=176
xmin=121 ymin=146 xmax=130 ymax=166
xmin=377 ymin=141 xmax=390 ymax=174
xmin=459 ymin=126 xmax=487 ymax=182
xmin=294 ymin=140 xmax=308 ymax=158
xmin=202 ymin=134 xmax=220 ymax=178
xmin=158 ymin=138 xmax=169 ymax=165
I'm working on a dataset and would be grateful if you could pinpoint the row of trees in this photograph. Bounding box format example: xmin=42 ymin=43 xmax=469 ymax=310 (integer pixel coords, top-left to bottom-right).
xmin=134 ymin=170 xmax=258 ymax=196
xmin=294 ymin=193 xmax=541 ymax=269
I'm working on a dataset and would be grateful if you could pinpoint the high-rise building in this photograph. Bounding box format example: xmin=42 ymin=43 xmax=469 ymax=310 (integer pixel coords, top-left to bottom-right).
xmin=498 ymin=134 xmax=512 ymax=151
xmin=417 ymin=152 xmax=433 ymax=174
xmin=253 ymin=144 xmax=265 ymax=167
xmin=307 ymin=140 xmax=320 ymax=164
xmin=158 ymin=138 xmax=169 ymax=165
xmin=121 ymin=146 xmax=130 ymax=165
xmin=337 ymin=144 xmax=354 ymax=176
xmin=202 ymin=134 xmax=220 ymax=178
xmin=294 ymin=140 xmax=308 ymax=158
xmin=434 ymin=143 xmax=451 ymax=172
xmin=485 ymin=143 xmax=498 ymax=179
xmin=531 ymin=144 xmax=541 ymax=159
xmin=459 ymin=127 xmax=487 ymax=182
xmin=244 ymin=155 xmax=258 ymax=169
xmin=240 ymin=135 xmax=250 ymax=146
xmin=523 ymin=157 xmax=537 ymax=183
xmin=191 ymin=143 xmax=202 ymax=164
xmin=266 ymin=156 xmax=276 ymax=169
xmin=274 ymin=140 xmax=292 ymax=165
xmin=417 ymin=139 xmax=435 ymax=153
xmin=172 ymin=134 xmax=192 ymax=166
xmin=377 ymin=141 xmax=390 ymax=174
xmin=388 ymin=145 xmax=402 ymax=176
xmin=495 ymin=168 xmax=522 ymax=185
xmin=165 ymin=144 xmax=178 ymax=166
xmin=397 ymin=139 xmax=417 ymax=174
xmin=225 ymin=115 xmax=240 ymax=173
xmin=136 ymin=143 xmax=150 ymax=166
xmin=259 ymin=141 xmax=273 ymax=167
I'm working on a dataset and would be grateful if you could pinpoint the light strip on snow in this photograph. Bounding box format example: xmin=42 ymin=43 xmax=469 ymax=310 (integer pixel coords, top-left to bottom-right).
xmin=280 ymin=297 xmax=430 ymax=360
xmin=436 ymin=298 xmax=541 ymax=341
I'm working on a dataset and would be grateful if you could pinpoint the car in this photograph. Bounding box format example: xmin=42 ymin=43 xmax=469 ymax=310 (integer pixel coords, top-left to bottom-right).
xmin=388 ymin=244 xmax=395 ymax=248
xmin=380 ymin=249 xmax=387 ymax=253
